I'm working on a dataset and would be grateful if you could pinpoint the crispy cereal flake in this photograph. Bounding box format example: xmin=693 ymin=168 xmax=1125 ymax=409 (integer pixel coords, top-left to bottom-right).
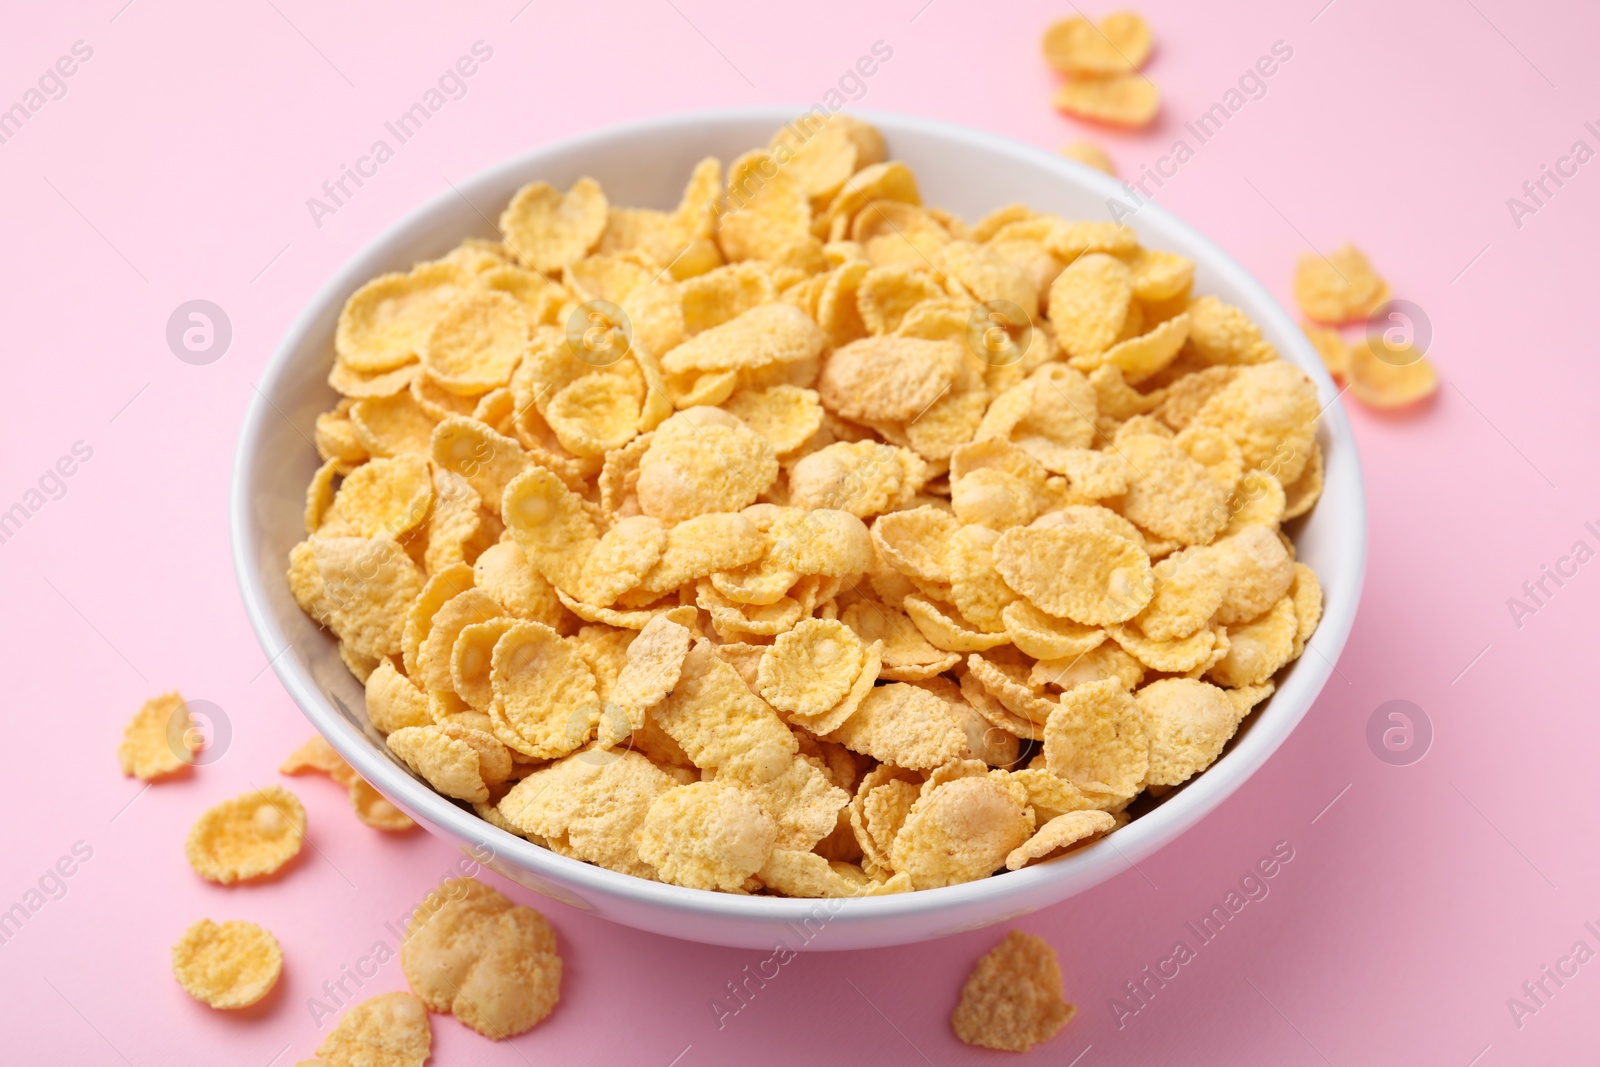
xmin=171 ymin=919 xmax=282 ymax=1009
xmin=185 ymin=786 xmax=306 ymax=884
xmin=952 ymin=930 xmax=1076 ymax=1052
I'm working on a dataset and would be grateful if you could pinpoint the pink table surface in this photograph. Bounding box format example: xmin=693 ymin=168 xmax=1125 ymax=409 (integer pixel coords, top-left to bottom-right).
xmin=3 ymin=0 xmax=1596 ymax=1062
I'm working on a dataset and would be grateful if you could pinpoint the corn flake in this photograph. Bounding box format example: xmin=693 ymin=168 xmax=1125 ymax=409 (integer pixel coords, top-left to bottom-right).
xmin=185 ymin=786 xmax=306 ymax=884
xmin=301 ymin=991 xmax=431 ymax=1067
xmin=118 ymin=691 xmax=194 ymax=781
xmin=171 ymin=918 xmax=282 ymax=1009
xmin=402 ymin=877 xmax=561 ymax=1039
xmin=952 ymin=930 xmax=1076 ymax=1052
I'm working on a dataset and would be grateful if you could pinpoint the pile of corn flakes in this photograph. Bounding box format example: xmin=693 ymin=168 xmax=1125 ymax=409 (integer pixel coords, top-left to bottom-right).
xmin=286 ymin=114 xmax=1326 ymax=899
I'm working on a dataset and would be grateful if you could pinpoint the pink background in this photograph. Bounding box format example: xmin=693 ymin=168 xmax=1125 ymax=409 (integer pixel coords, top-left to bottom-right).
xmin=2 ymin=0 xmax=1596 ymax=1062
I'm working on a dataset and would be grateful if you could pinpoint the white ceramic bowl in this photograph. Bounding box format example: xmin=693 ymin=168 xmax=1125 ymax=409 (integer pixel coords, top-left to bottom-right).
xmin=232 ymin=107 xmax=1365 ymax=950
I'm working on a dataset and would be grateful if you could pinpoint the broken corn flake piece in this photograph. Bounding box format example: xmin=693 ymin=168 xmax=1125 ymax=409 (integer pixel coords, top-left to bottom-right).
xmin=952 ymin=930 xmax=1076 ymax=1052
xmin=171 ymin=919 xmax=282 ymax=1009
xmin=118 ymin=691 xmax=194 ymax=781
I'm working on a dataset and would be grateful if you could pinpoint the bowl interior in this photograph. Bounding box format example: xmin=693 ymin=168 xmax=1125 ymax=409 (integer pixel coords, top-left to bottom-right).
xmin=233 ymin=108 xmax=1365 ymax=950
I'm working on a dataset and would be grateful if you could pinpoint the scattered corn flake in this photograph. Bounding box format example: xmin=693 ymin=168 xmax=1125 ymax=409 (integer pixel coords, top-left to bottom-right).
xmin=185 ymin=786 xmax=306 ymax=884
xmin=301 ymin=991 xmax=432 ymax=1067
xmin=171 ymin=918 xmax=282 ymax=1009
xmin=1053 ymin=74 xmax=1160 ymax=128
xmin=1060 ymin=140 xmax=1116 ymax=175
xmin=1348 ymin=337 xmax=1439 ymax=409
xmin=1303 ymin=322 xmax=1350 ymax=379
xmin=402 ymin=877 xmax=561 ymax=1039
xmin=1294 ymin=243 xmax=1391 ymax=324
xmin=118 ymin=691 xmax=194 ymax=780
xmin=638 ymin=781 xmax=777 ymax=891
xmin=952 ymin=930 xmax=1076 ymax=1052
xmin=1041 ymin=11 xmax=1152 ymax=75
xmin=1043 ymin=677 xmax=1148 ymax=796
xmin=347 ymin=777 xmax=417 ymax=832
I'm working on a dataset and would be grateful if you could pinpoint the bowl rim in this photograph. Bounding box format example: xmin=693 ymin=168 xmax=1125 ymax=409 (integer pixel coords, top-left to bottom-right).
xmin=231 ymin=105 xmax=1367 ymax=930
